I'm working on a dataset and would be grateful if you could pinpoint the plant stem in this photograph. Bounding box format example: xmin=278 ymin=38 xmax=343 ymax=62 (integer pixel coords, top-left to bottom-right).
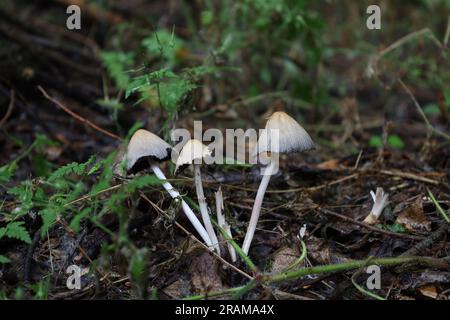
xmin=242 ymin=160 xmax=276 ymax=254
xmin=151 ymin=165 xmax=213 ymax=248
xmin=214 ymin=221 xmax=257 ymax=272
xmin=194 ymin=165 xmax=221 ymax=254
xmin=182 ymin=255 xmax=450 ymax=300
xmin=427 ymin=188 xmax=450 ymax=223
xmin=268 ymin=256 xmax=445 ymax=283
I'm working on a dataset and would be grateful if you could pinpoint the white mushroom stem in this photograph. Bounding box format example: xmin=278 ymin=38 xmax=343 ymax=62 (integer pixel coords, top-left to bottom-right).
xmin=242 ymin=158 xmax=277 ymax=255
xmin=363 ymin=187 xmax=389 ymax=225
xmin=194 ymin=165 xmax=221 ymax=254
xmin=150 ymin=164 xmax=214 ymax=248
xmin=216 ymin=187 xmax=236 ymax=262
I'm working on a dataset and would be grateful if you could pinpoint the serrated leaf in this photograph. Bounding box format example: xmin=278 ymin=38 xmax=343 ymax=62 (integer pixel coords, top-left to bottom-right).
xmin=69 ymin=207 xmax=91 ymax=232
xmin=48 ymin=156 xmax=96 ymax=182
xmin=0 ymin=221 xmax=32 ymax=244
xmin=40 ymin=208 xmax=58 ymax=237
xmin=0 ymin=162 xmax=17 ymax=184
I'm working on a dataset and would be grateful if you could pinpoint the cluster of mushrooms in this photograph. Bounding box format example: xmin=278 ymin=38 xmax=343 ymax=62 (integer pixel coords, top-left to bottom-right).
xmin=123 ymin=111 xmax=315 ymax=260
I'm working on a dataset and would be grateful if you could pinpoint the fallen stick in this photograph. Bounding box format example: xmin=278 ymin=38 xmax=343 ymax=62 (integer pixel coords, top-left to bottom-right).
xmin=38 ymin=86 xmax=122 ymax=141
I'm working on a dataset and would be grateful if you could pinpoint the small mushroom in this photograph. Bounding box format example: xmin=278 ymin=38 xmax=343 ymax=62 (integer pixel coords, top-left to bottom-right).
xmin=126 ymin=129 xmax=213 ymax=248
xmin=175 ymin=139 xmax=221 ymax=254
xmin=242 ymin=111 xmax=315 ymax=255
xmin=363 ymin=187 xmax=389 ymax=225
xmin=216 ymin=187 xmax=237 ymax=262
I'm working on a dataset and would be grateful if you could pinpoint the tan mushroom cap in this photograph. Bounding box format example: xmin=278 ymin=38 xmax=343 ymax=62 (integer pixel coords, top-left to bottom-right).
xmin=256 ymin=111 xmax=315 ymax=155
xmin=175 ymin=139 xmax=211 ymax=174
xmin=126 ymin=129 xmax=172 ymax=173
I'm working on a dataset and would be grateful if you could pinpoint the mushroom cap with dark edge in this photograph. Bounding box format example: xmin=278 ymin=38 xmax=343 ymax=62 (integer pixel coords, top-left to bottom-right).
xmin=126 ymin=129 xmax=172 ymax=174
xmin=175 ymin=139 xmax=211 ymax=175
xmin=256 ymin=111 xmax=315 ymax=155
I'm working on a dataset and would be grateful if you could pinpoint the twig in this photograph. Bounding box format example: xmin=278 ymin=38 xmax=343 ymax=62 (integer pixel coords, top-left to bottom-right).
xmin=398 ymin=79 xmax=450 ymax=141
xmin=0 ymin=89 xmax=14 ymax=129
xmin=63 ymin=184 xmax=123 ymax=207
xmin=400 ymin=224 xmax=449 ymax=257
xmin=377 ymin=169 xmax=441 ymax=185
xmin=319 ymin=208 xmax=424 ymax=241
xmin=184 ymin=255 xmax=450 ymax=299
xmin=38 ymin=86 xmax=122 ymax=141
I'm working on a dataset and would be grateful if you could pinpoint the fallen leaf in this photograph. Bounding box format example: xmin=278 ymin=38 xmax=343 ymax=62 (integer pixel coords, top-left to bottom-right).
xmin=189 ymin=251 xmax=224 ymax=295
xmin=395 ymin=199 xmax=431 ymax=233
xmin=418 ymin=285 xmax=438 ymax=299
xmin=317 ymin=159 xmax=341 ymax=170
xmin=271 ymin=247 xmax=299 ymax=273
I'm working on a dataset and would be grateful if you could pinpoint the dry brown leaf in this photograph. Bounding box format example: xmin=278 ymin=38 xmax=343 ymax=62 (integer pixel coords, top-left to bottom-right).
xmin=271 ymin=246 xmax=299 ymax=273
xmin=418 ymin=285 xmax=438 ymax=299
xmin=395 ymin=200 xmax=431 ymax=233
xmin=189 ymin=251 xmax=224 ymax=295
xmin=317 ymin=159 xmax=341 ymax=170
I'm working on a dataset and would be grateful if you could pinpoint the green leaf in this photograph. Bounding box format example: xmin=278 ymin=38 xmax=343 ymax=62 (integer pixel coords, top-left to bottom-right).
xmin=124 ymin=69 xmax=176 ymax=99
xmin=201 ymin=10 xmax=214 ymax=26
xmin=31 ymin=154 xmax=52 ymax=177
xmin=90 ymin=152 xmax=116 ymax=196
xmin=0 ymin=221 xmax=32 ymax=244
xmin=69 ymin=207 xmax=92 ymax=232
xmin=48 ymin=156 xmax=96 ymax=182
xmin=369 ymin=135 xmax=382 ymax=148
xmin=0 ymin=162 xmax=17 ymax=184
xmin=158 ymin=78 xmax=197 ymax=112
xmin=101 ymin=51 xmax=134 ymax=90
xmin=7 ymin=180 xmax=33 ymax=217
xmin=124 ymin=175 xmax=160 ymax=193
xmin=0 ymin=255 xmax=11 ymax=264
xmin=423 ymin=103 xmax=440 ymax=115
xmin=129 ymin=248 xmax=149 ymax=283
xmin=387 ymin=135 xmax=405 ymax=150
xmin=385 ymin=222 xmax=406 ymax=233
xmin=40 ymin=207 xmax=58 ymax=237
xmin=142 ymin=30 xmax=184 ymax=66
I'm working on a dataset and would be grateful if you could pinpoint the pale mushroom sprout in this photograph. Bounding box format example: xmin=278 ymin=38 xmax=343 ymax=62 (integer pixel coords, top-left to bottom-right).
xmin=242 ymin=111 xmax=315 ymax=255
xmin=363 ymin=187 xmax=389 ymax=225
xmin=215 ymin=187 xmax=237 ymax=262
xmin=126 ymin=129 xmax=213 ymax=248
xmin=175 ymin=139 xmax=221 ymax=254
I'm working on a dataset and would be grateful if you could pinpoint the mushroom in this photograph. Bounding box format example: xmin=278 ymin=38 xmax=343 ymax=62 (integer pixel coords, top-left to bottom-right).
xmin=175 ymin=139 xmax=221 ymax=254
xmin=363 ymin=187 xmax=389 ymax=225
xmin=126 ymin=129 xmax=213 ymax=248
xmin=242 ymin=111 xmax=315 ymax=255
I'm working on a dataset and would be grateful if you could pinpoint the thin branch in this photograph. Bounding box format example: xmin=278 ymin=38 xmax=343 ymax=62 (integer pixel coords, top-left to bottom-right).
xmin=38 ymin=86 xmax=122 ymax=141
xmin=0 ymin=89 xmax=15 ymax=129
xmin=398 ymin=79 xmax=450 ymax=141
xmin=319 ymin=208 xmax=424 ymax=241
